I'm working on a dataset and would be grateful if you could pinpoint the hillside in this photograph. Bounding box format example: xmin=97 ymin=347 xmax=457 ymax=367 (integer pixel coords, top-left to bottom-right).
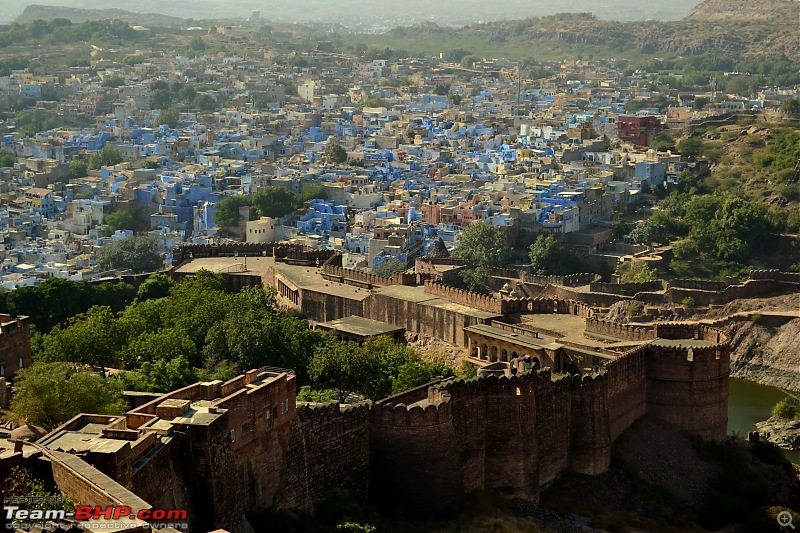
xmin=687 ymin=0 xmax=799 ymax=22
xmin=15 ymin=5 xmax=189 ymax=27
xmin=339 ymin=1 xmax=799 ymax=61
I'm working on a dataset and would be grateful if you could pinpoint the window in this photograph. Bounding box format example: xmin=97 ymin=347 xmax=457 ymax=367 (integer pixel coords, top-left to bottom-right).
xmin=229 ymin=429 xmax=235 ymax=443
xmin=18 ymin=357 xmax=23 ymax=369
xmin=265 ymin=409 xmax=271 ymax=420
xmin=0 ymin=363 xmax=4 ymax=377
xmin=282 ymin=399 xmax=289 ymax=415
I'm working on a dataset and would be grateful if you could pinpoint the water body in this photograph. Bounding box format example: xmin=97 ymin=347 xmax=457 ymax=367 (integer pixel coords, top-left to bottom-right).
xmin=728 ymin=377 xmax=800 ymax=464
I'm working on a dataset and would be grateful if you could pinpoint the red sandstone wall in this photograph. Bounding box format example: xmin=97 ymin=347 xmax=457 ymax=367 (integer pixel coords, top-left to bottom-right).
xmin=131 ymin=437 xmax=194 ymax=530
xmin=645 ymin=343 xmax=730 ymax=440
xmin=604 ymin=347 xmax=648 ymax=440
xmin=280 ymin=402 xmax=371 ymax=511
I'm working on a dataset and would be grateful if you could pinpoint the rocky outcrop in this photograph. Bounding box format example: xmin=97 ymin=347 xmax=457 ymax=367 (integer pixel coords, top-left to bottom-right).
xmin=726 ymin=319 xmax=800 ymax=393
xmin=756 ymin=416 xmax=800 ymax=451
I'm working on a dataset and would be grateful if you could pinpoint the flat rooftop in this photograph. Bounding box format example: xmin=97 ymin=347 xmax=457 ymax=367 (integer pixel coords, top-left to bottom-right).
xmin=175 ymin=256 xmax=371 ymax=301
xmin=39 ymin=430 xmax=130 ymax=454
xmin=374 ymin=284 xmax=500 ymax=320
xmin=465 ymin=324 xmax=563 ymax=351
xmin=318 ymin=315 xmax=404 ymax=337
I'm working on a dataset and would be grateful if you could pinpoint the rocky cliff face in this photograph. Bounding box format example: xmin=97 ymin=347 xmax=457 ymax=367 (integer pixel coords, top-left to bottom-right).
xmin=727 ymin=318 xmax=800 ymax=393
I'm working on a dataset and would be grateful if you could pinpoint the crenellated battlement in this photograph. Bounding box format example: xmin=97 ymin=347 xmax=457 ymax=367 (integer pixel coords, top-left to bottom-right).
xmin=585 ymin=317 xmax=656 ymax=341
xmin=172 ymin=243 xmax=336 ymax=266
xmin=524 ymin=272 xmax=601 ymax=286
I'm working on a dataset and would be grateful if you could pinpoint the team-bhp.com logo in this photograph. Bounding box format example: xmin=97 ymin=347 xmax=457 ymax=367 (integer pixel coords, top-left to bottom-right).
xmin=4 ymin=497 xmax=188 ymax=530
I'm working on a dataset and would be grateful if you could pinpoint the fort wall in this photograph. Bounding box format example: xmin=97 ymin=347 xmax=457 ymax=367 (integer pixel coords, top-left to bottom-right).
xmin=280 ymin=402 xmax=371 ymax=511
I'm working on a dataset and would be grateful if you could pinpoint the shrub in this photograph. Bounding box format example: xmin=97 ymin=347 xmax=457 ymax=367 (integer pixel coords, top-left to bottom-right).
xmin=681 ymin=297 xmax=696 ymax=308
xmin=772 ymin=396 xmax=800 ymax=420
xmin=751 ymin=313 xmax=763 ymax=324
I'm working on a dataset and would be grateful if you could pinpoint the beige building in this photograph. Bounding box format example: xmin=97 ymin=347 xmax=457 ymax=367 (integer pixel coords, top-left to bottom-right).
xmin=246 ymin=217 xmax=276 ymax=243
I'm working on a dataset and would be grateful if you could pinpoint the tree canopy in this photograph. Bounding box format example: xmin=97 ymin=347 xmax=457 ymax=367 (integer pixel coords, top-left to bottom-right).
xmin=252 ymin=186 xmax=298 ymax=218
xmin=88 ymin=146 xmax=124 ymax=170
xmin=528 ymin=235 xmax=580 ymax=276
xmin=11 ymin=362 xmax=127 ymax=429
xmin=323 ymin=143 xmax=348 ymax=164
xmin=96 ymin=236 xmax=162 ymax=273
xmin=104 ymin=210 xmax=136 ymax=236
xmin=452 ymin=222 xmax=513 ymax=292
xmin=0 ymin=150 xmax=14 ymax=167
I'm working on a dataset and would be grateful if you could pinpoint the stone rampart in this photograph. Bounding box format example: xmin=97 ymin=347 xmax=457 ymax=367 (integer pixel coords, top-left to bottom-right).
xmin=422 ymin=281 xmax=536 ymax=315
xmin=749 ymin=269 xmax=800 ymax=283
xmin=590 ymin=280 xmax=665 ymax=295
xmin=585 ymin=318 xmax=656 ymax=341
xmin=523 ymin=272 xmax=600 ymax=286
xmin=321 ymin=264 xmax=393 ymax=288
xmin=280 ymin=401 xmax=371 ymax=511
xmin=171 ymin=243 xmax=335 ymax=266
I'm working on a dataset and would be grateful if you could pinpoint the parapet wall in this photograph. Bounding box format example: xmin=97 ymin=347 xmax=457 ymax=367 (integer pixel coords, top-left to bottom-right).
xmin=171 ymin=243 xmax=335 ymax=266
xmin=586 ymin=270 xmax=800 ymax=306
xmin=525 ymin=272 xmax=601 ymax=286
xmin=422 ymin=281 xmax=536 ymax=315
xmin=590 ymin=280 xmax=665 ymax=295
xmin=748 ymin=269 xmax=800 ymax=283
xmin=585 ymin=318 xmax=656 ymax=341
xmin=321 ymin=264 xmax=413 ymax=288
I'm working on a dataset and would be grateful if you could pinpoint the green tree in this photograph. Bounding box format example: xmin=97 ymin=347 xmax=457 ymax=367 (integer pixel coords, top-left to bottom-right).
xmin=677 ymin=136 xmax=705 ymax=158
xmin=447 ymin=93 xmax=462 ymax=106
xmin=178 ymin=84 xmax=197 ymax=102
xmin=68 ymin=159 xmax=88 ymax=179
xmin=323 ymin=142 xmax=348 ymax=164
xmin=150 ymin=88 xmax=172 ymax=109
xmin=616 ymin=262 xmax=658 ymax=283
xmin=213 ymin=195 xmax=253 ymax=229
xmin=155 ymin=107 xmax=181 ymax=129
xmin=188 ymin=37 xmax=207 ymax=52
xmin=101 ymin=75 xmax=125 ymax=88
xmin=433 ymin=83 xmax=451 ymax=96
xmin=296 ymin=385 xmax=336 ymax=403
xmin=136 ymin=272 xmax=174 ymax=301
xmin=308 ymin=340 xmax=376 ymax=402
xmin=297 ymin=184 xmax=328 ymax=204
xmin=780 ymin=97 xmax=800 ymax=116
xmin=392 ymin=360 xmax=454 ymax=395
xmin=372 ymin=258 xmax=407 ymax=277
xmin=104 ymin=210 xmax=136 ymax=236
xmin=38 ymin=306 xmax=131 ymax=374
xmin=253 ymin=186 xmax=298 ymax=218
xmin=528 ymin=234 xmax=577 ymax=276
xmin=694 ymin=96 xmax=709 ymax=110
xmin=612 ymin=213 xmax=629 ymax=239
xmin=0 ymin=150 xmax=14 ymax=167
xmin=11 ymin=362 xmax=127 ymax=429
xmin=116 ymin=355 xmax=198 ymax=393
xmin=452 ymin=222 xmax=513 ymax=292
xmin=651 ymin=131 xmax=675 ymax=152
xmin=88 ymin=146 xmax=124 ymax=170
xmin=96 ymin=236 xmax=162 ymax=273
xmin=192 ymin=93 xmax=217 ymax=112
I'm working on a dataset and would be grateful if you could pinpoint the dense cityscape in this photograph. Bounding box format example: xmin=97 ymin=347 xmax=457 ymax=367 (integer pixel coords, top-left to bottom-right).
xmin=0 ymin=0 xmax=798 ymax=532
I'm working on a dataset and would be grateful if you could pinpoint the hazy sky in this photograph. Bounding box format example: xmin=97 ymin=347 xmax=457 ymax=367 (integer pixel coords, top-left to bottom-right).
xmin=4 ymin=0 xmax=707 ymax=26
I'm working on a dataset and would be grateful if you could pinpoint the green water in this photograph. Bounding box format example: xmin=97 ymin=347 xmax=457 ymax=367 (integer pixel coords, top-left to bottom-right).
xmin=728 ymin=377 xmax=800 ymax=464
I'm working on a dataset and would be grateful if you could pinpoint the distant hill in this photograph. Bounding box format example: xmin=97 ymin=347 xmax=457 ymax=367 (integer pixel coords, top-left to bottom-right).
xmin=342 ymin=0 xmax=799 ymax=61
xmin=686 ymin=0 xmax=799 ymax=22
xmin=4 ymin=0 xmax=706 ymax=26
xmin=15 ymin=4 xmax=189 ymax=27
